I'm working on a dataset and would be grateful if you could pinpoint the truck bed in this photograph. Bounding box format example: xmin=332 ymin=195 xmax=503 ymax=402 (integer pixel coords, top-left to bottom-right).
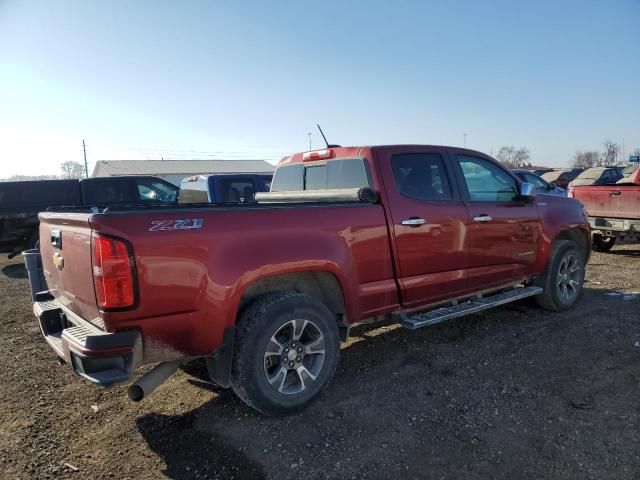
xmin=38 ymin=199 xmax=398 ymax=362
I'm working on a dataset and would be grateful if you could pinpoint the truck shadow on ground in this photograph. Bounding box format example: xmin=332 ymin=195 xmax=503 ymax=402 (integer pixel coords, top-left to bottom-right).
xmin=1 ymin=263 xmax=27 ymax=279
xmin=607 ymin=248 xmax=640 ymax=258
xmin=135 ymin=287 xmax=639 ymax=479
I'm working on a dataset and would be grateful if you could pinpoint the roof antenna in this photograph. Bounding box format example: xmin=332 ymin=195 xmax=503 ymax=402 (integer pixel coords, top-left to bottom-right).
xmin=317 ymin=124 xmax=341 ymax=148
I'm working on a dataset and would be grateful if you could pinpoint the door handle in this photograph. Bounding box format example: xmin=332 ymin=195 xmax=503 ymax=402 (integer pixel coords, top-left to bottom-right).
xmin=608 ymin=191 xmax=621 ymax=196
xmin=401 ymin=217 xmax=426 ymax=227
xmin=473 ymin=215 xmax=493 ymax=223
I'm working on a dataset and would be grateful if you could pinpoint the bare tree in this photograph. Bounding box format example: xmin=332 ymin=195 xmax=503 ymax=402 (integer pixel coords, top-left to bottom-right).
xmin=632 ymin=148 xmax=640 ymax=157
xmin=496 ymin=146 xmax=530 ymax=169
xmin=600 ymin=140 xmax=620 ymax=166
xmin=573 ymin=150 xmax=600 ymax=168
xmin=60 ymin=161 xmax=85 ymax=179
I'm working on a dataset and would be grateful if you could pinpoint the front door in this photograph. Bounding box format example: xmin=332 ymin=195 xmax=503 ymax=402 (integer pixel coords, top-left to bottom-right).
xmin=452 ymin=152 xmax=541 ymax=290
xmin=377 ymin=147 xmax=470 ymax=308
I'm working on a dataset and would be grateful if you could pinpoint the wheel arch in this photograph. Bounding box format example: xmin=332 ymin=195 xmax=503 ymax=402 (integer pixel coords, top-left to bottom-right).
xmin=554 ymin=227 xmax=590 ymax=260
xmin=238 ymin=270 xmax=349 ymax=333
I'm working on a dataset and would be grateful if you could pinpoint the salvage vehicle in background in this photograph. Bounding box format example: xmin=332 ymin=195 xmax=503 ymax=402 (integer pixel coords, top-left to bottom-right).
xmin=569 ymin=164 xmax=640 ymax=252
xmin=511 ymin=169 xmax=567 ymax=197
xmin=541 ymin=169 xmax=582 ymax=190
xmin=179 ymin=173 xmax=272 ymax=204
xmin=569 ymin=166 xmax=623 ymax=187
xmin=30 ymin=145 xmax=590 ymax=415
xmin=0 ymin=176 xmax=178 ymax=257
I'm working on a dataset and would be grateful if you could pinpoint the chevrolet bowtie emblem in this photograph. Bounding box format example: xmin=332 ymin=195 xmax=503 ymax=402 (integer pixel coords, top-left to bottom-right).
xmin=53 ymin=252 xmax=64 ymax=270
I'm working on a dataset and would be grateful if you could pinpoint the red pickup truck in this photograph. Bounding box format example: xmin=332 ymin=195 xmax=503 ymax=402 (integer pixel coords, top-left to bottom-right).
xmin=32 ymin=145 xmax=590 ymax=415
xmin=569 ymin=165 xmax=640 ymax=252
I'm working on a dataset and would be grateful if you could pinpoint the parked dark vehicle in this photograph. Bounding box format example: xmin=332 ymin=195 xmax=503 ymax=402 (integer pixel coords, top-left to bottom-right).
xmin=179 ymin=173 xmax=273 ymax=204
xmin=0 ymin=176 xmax=178 ymax=257
xmin=511 ymin=169 xmax=567 ymax=197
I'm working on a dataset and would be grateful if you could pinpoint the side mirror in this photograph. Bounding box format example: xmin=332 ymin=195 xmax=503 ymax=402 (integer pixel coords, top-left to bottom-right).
xmin=549 ymin=182 xmax=557 ymax=189
xmin=519 ymin=182 xmax=536 ymax=200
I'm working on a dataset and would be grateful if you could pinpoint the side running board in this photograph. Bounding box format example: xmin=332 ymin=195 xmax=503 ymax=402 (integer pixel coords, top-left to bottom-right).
xmin=400 ymin=286 xmax=543 ymax=330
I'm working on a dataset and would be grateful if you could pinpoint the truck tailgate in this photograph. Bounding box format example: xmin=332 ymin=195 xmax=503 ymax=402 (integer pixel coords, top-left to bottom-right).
xmin=572 ymin=186 xmax=640 ymax=220
xmin=39 ymin=212 xmax=102 ymax=327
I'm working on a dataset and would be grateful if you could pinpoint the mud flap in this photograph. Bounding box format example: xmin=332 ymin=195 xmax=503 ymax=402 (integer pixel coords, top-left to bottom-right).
xmin=204 ymin=327 xmax=235 ymax=388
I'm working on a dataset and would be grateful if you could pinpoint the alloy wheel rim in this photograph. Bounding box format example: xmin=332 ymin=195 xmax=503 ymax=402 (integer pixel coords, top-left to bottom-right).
xmin=556 ymin=253 xmax=581 ymax=300
xmin=263 ymin=319 xmax=326 ymax=395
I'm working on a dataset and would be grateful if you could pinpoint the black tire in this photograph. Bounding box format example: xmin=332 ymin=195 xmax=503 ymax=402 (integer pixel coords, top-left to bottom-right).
xmin=230 ymin=291 xmax=340 ymax=415
xmin=533 ymin=240 xmax=586 ymax=311
xmin=592 ymin=234 xmax=616 ymax=253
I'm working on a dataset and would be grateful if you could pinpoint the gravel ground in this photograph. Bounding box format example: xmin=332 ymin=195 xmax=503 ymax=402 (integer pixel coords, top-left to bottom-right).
xmin=0 ymin=246 xmax=639 ymax=480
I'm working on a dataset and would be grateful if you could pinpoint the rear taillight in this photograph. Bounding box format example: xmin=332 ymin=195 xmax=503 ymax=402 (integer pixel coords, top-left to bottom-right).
xmin=92 ymin=234 xmax=136 ymax=309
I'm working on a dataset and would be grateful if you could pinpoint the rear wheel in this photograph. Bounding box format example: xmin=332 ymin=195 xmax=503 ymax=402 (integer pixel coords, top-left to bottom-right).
xmin=230 ymin=291 xmax=340 ymax=415
xmin=592 ymin=234 xmax=616 ymax=253
xmin=534 ymin=240 xmax=585 ymax=311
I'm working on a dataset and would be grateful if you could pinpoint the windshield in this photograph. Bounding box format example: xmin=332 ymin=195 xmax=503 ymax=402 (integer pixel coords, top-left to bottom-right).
xmin=576 ymin=169 xmax=603 ymax=180
xmin=541 ymin=171 xmax=562 ymax=182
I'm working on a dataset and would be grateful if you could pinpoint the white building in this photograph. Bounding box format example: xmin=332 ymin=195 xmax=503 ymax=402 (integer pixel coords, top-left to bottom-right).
xmin=92 ymin=159 xmax=276 ymax=186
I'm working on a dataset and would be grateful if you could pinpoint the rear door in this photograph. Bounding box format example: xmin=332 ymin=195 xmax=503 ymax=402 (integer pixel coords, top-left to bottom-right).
xmin=377 ymin=147 xmax=470 ymax=308
xmin=451 ymin=151 xmax=541 ymax=289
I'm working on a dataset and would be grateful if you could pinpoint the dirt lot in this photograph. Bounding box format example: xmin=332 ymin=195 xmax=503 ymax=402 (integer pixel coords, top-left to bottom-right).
xmin=1 ymin=247 xmax=639 ymax=480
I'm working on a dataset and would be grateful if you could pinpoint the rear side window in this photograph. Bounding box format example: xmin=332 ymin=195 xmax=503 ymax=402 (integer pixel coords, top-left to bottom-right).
xmin=82 ymin=179 xmax=136 ymax=204
xmin=391 ymin=153 xmax=453 ymax=201
xmin=271 ymin=159 xmax=369 ymax=192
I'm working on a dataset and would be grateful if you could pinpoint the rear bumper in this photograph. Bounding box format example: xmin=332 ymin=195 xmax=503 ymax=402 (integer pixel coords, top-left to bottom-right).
xmin=33 ymin=295 xmax=142 ymax=386
xmin=589 ymin=217 xmax=640 ymax=234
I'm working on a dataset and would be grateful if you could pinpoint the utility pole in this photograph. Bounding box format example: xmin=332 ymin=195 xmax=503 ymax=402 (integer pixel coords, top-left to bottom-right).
xmin=463 ymin=133 xmax=468 ymax=148
xmin=307 ymin=132 xmax=312 ymax=151
xmin=622 ymin=138 xmax=625 ymax=164
xmin=82 ymin=139 xmax=89 ymax=178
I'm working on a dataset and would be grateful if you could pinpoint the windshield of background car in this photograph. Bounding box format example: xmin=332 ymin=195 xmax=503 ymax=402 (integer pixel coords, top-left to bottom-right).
xmin=271 ymin=158 xmax=370 ymax=192
xmin=576 ymin=169 xmax=603 ymax=180
xmin=541 ymin=171 xmax=562 ymax=182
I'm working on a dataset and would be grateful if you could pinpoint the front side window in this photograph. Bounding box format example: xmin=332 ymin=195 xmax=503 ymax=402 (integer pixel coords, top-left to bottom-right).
xmin=391 ymin=153 xmax=453 ymax=201
xmin=523 ymin=173 xmax=547 ymax=189
xmin=271 ymin=158 xmax=369 ymax=192
xmin=457 ymin=156 xmax=518 ymax=202
xmin=136 ymin=180 xmax=178 ymax=202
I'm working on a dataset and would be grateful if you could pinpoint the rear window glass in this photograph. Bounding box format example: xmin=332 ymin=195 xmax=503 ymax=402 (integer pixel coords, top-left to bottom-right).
xmin=271 ymin=158 xmax=369 ymax=192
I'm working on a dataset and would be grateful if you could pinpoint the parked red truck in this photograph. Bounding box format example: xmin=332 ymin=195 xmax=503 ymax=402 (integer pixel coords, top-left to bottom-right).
xmin=569 ymin=164 xmax=640 ymax=252
xmin=32 ymin=145 xmax=590 ymax=414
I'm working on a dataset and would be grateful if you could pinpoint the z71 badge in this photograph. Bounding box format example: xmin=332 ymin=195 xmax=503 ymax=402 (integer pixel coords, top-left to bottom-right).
xmin=149 ymin=218 xmax=204 ymax=232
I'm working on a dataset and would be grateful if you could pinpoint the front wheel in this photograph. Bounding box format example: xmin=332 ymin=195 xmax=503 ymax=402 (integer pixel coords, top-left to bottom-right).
xmin=533 ymin=240 xmax=586 ymax=311
xmin=592 ymin=234 xmax=616 ymax=253
xmin=230 ymin=292 xmax=340 ymax=415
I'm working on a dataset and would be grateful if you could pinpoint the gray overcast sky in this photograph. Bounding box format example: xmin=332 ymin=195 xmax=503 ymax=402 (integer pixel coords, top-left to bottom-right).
xmin=0 ymin=0 xmax=638 ymax=177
